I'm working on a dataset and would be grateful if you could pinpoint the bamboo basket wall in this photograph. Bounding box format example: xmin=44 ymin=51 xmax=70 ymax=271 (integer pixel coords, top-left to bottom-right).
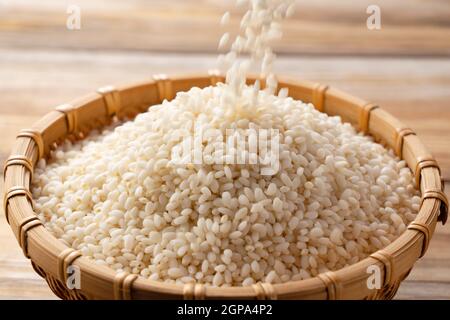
xmin=2 ymin=72 xmax=448 ymax=300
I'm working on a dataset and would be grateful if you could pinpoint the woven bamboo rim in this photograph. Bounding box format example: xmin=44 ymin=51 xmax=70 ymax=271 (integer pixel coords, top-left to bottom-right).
xmin=2 ymin=72 xmax=447 ymax=300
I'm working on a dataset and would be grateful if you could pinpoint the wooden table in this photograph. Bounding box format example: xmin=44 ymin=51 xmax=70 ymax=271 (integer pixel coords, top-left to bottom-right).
xmin=0 ymin=0 xmax=449 ymax=299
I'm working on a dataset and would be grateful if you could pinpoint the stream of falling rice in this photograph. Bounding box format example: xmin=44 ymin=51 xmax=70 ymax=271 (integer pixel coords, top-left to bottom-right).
xmin=218 ymin=0 xmax=296 ymax=115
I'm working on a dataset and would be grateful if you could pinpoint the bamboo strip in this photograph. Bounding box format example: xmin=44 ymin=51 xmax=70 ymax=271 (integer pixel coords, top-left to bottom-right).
xmin=359 ymin=103 xmax=379 ymax=134
xmin=311 ymin=83 xmax=328 ymax=112
xmin=97 ymin=86 xmax=121 ymax=117
xmin=114 ymin=272 xmax=138 ymax=300
xmin=317 ymin=272 xmax=340 ymax=300
xmin=56 ymin=104 xmax=78 ymax=134
xmin=395 ymin=128 xmax=415 ymax=158
xmin=407 ymin=222 xmax=430 ymax=257
xmin=17 ymin=130 xmax=44 ymax=160
xmin=183 ymin=283 xmax=206 ymax=300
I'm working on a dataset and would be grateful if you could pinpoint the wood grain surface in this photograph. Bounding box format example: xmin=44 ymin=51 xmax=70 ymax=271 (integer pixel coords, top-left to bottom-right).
xmin=1 ymin=0 xmax=450 ymax=56
xmin=0 ymin=0 xmax=449 ymax=300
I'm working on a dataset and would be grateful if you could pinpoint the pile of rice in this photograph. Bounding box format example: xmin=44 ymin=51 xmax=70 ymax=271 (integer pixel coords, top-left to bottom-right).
xmin=32 ymin=0 xmax=420 ymax=287
xmin=33 ymin=83 xmax=419 ymax=286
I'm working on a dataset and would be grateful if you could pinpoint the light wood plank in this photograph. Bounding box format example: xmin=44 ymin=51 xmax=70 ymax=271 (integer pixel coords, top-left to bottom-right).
xmin=396 ymin=281 xmax=450 ymax=300
xmin=0 ymin=0 xmax=449 ymax=56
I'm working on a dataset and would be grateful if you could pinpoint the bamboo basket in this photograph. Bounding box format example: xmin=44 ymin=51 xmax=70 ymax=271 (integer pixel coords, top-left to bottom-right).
xmin=2 ymin=72 xmax=448 ymax=300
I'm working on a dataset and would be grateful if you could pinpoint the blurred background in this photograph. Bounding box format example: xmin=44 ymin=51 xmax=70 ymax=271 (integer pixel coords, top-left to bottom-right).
xmin=0 ymin=0 xmax=449 ymax=299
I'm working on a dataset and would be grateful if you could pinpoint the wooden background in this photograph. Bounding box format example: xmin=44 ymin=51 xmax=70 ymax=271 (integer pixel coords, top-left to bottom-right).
xmin=0 ymin=0 xmax=449 ymax=299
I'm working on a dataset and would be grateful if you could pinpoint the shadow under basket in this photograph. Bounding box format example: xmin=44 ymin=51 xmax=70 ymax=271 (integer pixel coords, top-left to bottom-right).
xmin=3 ymin=72 xmax=448 ymax=300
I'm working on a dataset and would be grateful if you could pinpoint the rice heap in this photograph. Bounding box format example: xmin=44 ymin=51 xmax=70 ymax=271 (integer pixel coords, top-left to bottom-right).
xmin=32 ymin=0 xmax=420 ymax=287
